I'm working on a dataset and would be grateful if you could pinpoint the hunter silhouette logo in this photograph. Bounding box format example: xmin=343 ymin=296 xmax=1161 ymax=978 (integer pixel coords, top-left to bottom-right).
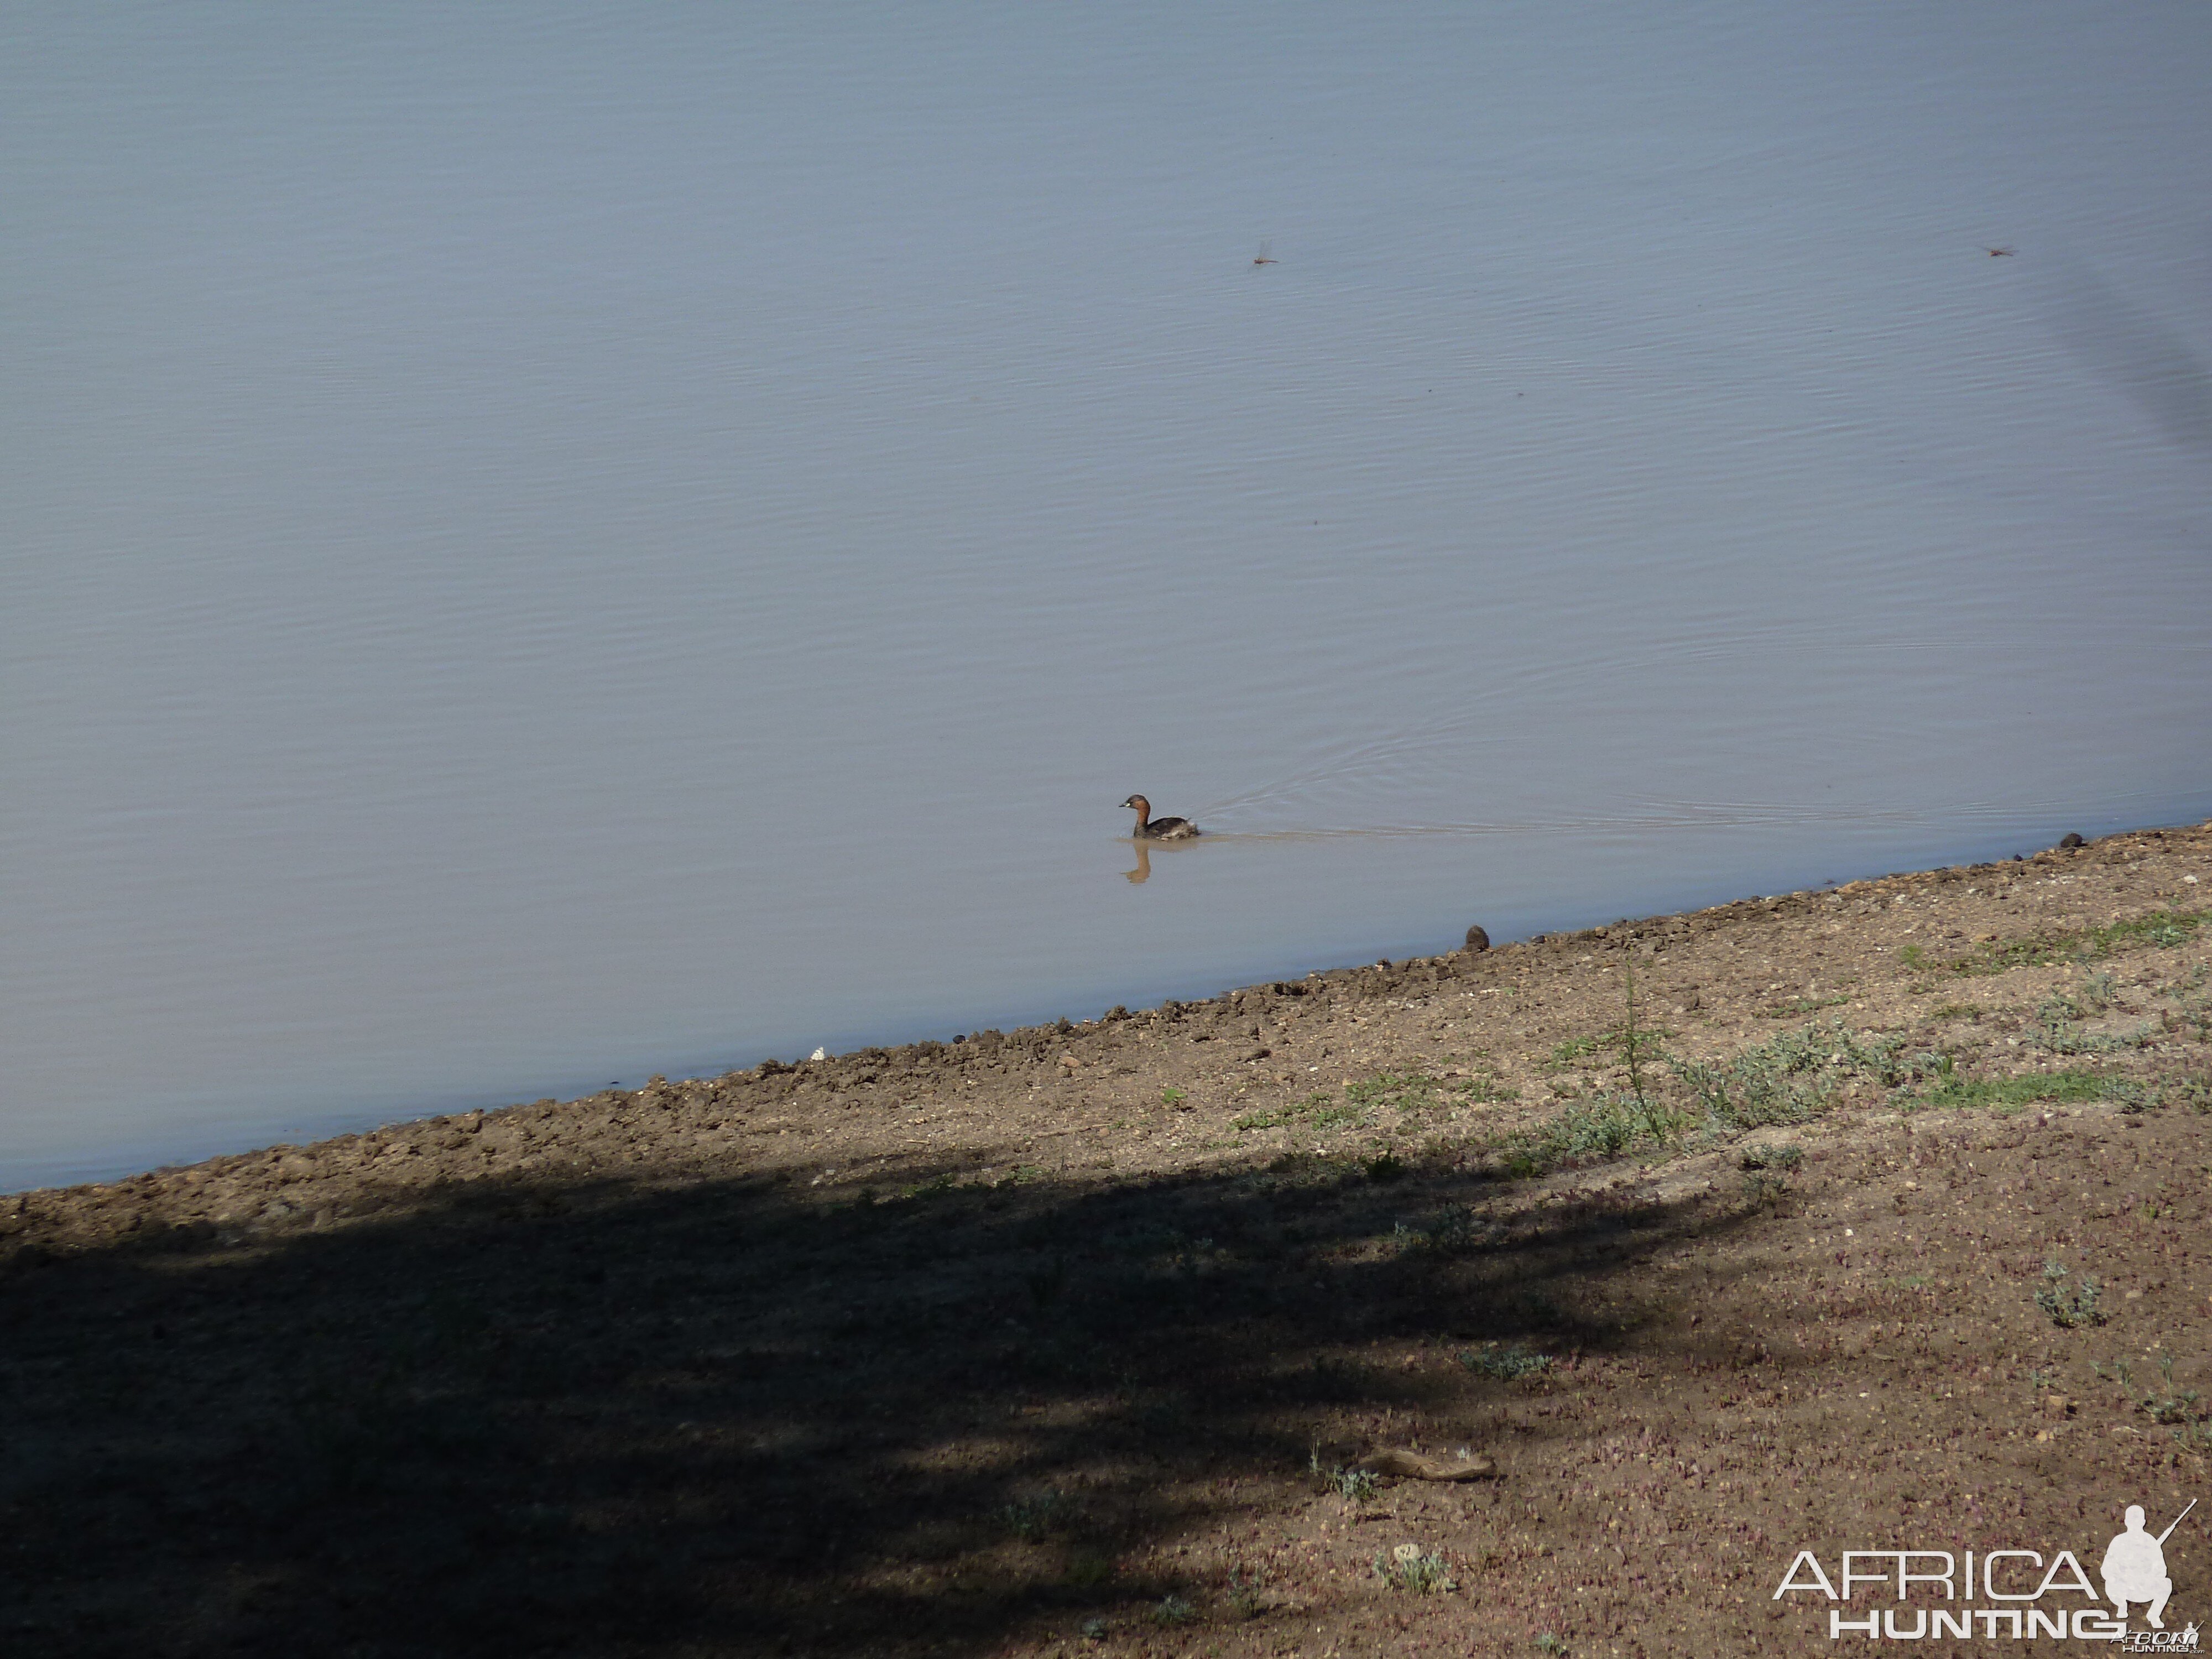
xmin=2105 ymin=1502 xmax=2190 ymax=1630
xmin=1773 ymin=1498 xmax=2198 ymax=1644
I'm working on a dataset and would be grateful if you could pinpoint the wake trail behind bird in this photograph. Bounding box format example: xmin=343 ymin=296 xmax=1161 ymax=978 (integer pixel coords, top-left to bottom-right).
xmin=1188 ymin=795 xmax=2060 ymax=846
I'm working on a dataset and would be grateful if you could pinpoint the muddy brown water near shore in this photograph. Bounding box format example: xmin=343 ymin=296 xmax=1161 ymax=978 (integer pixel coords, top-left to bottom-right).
xmin=3 ymin=825 xmax=2209 ymax=1656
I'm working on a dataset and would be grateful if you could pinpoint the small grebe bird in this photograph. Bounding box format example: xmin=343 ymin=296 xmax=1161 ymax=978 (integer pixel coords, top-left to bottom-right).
xmin=1121 ymin=795 xmax=1199 ymax=841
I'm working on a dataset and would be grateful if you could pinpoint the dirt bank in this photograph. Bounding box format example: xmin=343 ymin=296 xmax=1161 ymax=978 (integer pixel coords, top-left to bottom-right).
xmin=3 ymin=822 xmax=2209 ymax=1656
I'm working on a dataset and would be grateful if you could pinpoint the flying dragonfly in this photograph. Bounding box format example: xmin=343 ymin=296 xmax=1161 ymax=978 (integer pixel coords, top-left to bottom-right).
xmin=1985 ymin=246 xmax=2016 ymax=257
xmin=1253 ymin=241 xmax=1277 ymax=266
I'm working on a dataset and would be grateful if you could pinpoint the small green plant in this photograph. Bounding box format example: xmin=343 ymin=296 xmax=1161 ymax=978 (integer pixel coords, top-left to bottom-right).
xmin=2027 ymin=1368 xmax=2055 ymax=1390
xmin=1397 ymin=1207 xmax=1489 ymax=1256
xmin=1001 ymin=1490 xmax=1079 ymax=1539
xmin=1459 ymin=1342 xmax=1551 ymax=1381
xmin=1543 ymin=1013 xmax=1677 ymax=1077
xmin=1374 ymin=1543 xmax=1457 ymax=1594
xmin=1741 ymin=1170 xmax=1790 ymax=1207
xmin=1308 ymin=1441 xmax=1380 ymax=1501
xmin=2035 ymin=1261 xmax=2105 ymax=1329
xmin=1345 ymin=1069 xmax=1448 ymax=1115
xmin=1149 ymin=1594 xmax=1196 ymax=1627
xmin=1233 ymin=1091 xmax=1360 ymax=1132
xmin=1771 ymin=994 xmax=1850 ymax=1018
xmin=1160 ymin=1086 xmax=1188 ymax=1108
xmin=2028 ymin=995 xmax=2148 ymax=1055
xmin=1225 ymin=1571 xmax=1266 ymax=1621
xmin=1912 ymin=909 xmax=2208 ymax=978
xmin=1455 ymin=1073 xmax=1520 ymax=1103
xmin=1674 ymin=1021 xmax=1938 ymax=1131
xmin=1078 ymin=1615 xmax=1110 ymax=1641
xmin=2107 ymin=1081 xmax=2162 ymax=1115
xmin=1919 ymin=1067 xmax=2107 ymax=1112
xmin=1495 ymin=1093 xmax=1667 ymax=1177
xmin=1545 ymin=1032 xmax=1605 ymax=1070
xmin=1621 ymin=958 xmax=1652 ymax=1118
xmin=1931 ymin=1002 xmax=1984 ymax=1022
xmin=1334 ymin=1467 xmax=1380 ymax=1502
xmin=1739 ymin=1144 xmax=1802 ymax=1171
xmin=1535 ymin=1636 xmax=1569 ymax=1657
xmin=1067 ymin=1556 xmax=1114 ymax=1593
xmin=2136 ymin=1354 xmax=2203 ymax=1426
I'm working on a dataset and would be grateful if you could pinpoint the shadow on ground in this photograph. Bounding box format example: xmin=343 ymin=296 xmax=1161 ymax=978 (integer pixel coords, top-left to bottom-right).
xmin=1 ymin=1151 xmax=1768 ymax=1657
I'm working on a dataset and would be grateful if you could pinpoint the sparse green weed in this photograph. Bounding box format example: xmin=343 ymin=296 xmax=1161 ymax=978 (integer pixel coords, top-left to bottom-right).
xmin=1309 ymin=1441 xmax=1380 ymax=1501
xmin=1334 ymin=1467 xmax=1379 ymax=1501
xmin=2036 ymin=1261 xmax=2105 ymax=1329
xmin=1496 ymin=1089 xmax=1689 ymax=1178
xmin=1345 ymin=1070 xmax=1446 ymax=1114
xmin=1374 ymin=1543 xmax=1457 ymax=1594
xmin=1067 ymin=1557 xmax=1114 ymax=1593
xmin=1916 ymin=909 xmax=2207 ymax=978
xmin=2137 ymin=1354 xmax=2203 ymax=1426
xmin=1225 ymin=1572 xmax=1266 ymax=1620
xmin=1149 ymin=1594 xmax=1196 ymax=1627
xmin=1542 ymin=1020 xmax=1677 ymax=1076
xmin=1771 ymin=994 xmax=1850 ymax=1018
xmin=1001 ymin=1490 xmax=1080 ymax=1539
xmin=2028 ymin=994 xmax=2151 ymax=1055
xmin=2105 ymin=1080 xmax=2162 ymax=1115
xmin=1741 ymin=1170 xmax=1790 ymax=1207
xmin=1673 ymin=1020 xmax=1939 ymax=1131
xmin=1458 ymin=1343 xmax=1551 ymax=1381
xmin=1919 ymin=1066 xmax=2109 ymax=1112
xmin=1233 ymin=1091 xmax=1361 ymax=1133
xmin=1396 ymin=1207 xmax=1490 ymax=1257
xmin=2173 ymin=1421 xmax=2212 ymax=1453
xmin=1455 ymin=1074 xmax=1520 ymax=1103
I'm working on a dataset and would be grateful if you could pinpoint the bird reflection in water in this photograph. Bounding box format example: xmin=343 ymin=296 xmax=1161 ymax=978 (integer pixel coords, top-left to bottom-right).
xmin=1124 ymin=838 xmax=1204 ymax=884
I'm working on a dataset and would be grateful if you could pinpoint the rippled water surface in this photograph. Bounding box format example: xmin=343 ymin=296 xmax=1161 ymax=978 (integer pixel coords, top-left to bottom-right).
xmin=7 ymin=6 xmax=2211 ymax=1187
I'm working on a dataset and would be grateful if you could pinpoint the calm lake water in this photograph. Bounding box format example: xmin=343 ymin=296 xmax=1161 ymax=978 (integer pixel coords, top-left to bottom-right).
xmin=6 ymin=6 xmax=2210 ymax=1190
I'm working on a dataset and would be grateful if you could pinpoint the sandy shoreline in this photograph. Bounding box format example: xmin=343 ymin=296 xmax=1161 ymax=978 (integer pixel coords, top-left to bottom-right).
xmin=4 ymin=821 xmax=2208 ymax=1655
